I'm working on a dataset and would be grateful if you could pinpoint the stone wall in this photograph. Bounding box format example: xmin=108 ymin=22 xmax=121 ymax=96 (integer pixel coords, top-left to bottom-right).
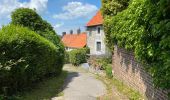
xmin=112 ymin=45 xmax=169 ymax=100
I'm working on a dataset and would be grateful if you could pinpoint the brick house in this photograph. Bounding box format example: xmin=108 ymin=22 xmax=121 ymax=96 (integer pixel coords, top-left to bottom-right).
xmin=62 ymin=30 xmax=87 ymax=51
xmin=86 ymin=11 xmax=110 ymax=56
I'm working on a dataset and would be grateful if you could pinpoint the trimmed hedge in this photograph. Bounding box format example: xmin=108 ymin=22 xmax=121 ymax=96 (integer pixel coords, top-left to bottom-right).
xmin=68 ymin=49 xmax=87 ymax=66
xmin=0 ymin=25 xmax=63 ymax=95
xmin=11 ymin=8 xmax=65 ymax=65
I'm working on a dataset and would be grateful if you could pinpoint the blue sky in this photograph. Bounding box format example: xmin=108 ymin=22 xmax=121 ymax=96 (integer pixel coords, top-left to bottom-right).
xmin=0 ymin=0 xmax=101 ymax=35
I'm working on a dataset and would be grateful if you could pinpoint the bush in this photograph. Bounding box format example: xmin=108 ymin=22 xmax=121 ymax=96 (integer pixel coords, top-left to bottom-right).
xmin=68 ymin=49 xmax=87 ymax=66
xmin=0 ymin=25 xmax=63 ymax=96
xmin=11 ymin=8 xmax=65 ymax=74
xmin=64 ymin=52 xmax=70 ymax=64
xmin=96 ymin=57 xmax=112 ymax=70
xmin=11 ymin=8 xmax=65 ymax=59
xmin=84 ymin=46 xmax=90 ymax=54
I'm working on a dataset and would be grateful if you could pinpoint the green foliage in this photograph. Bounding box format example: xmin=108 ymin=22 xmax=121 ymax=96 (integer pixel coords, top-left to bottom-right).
xmin=101 ymin=0 xmax=129 ymax=17
xmin=11 ymin=8 xmax=53 ymax=33
xmin=93 ymin=57 xmax=112 ymax=78
xmin=64 ymin=52 xmax=70 ymax=64
xmin=11 ymin=8 xmax=65 ymax=70
xmin=105 ymin=64 xmax=113 ymax=78
xmin=84 ymin=46 xmax=90 ymax=54
xmin=0 ymin=95 xmax=20 ymax=100
xmin=0 ymin=25 xmax=63 ymax=96
xmin=11 ymin=8 xmax=64 ymax=49
xmin=102 ymin=0 xmax=170 ymax=89
xmin=68 ymin=49 xmax=87 ymax=66
xmin=96 ymin=57 xmax=112 ymax=70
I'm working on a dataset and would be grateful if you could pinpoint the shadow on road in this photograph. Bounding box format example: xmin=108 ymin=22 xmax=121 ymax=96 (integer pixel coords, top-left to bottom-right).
xmin=62 ymin=71 xmax=79 ymax=90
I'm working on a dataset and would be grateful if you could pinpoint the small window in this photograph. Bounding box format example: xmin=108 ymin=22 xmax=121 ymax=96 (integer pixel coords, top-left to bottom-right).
xmin=96 ymin=42 xmax=101 ymax=51
xmin=97 ymin=27 xmax=100 ymax=34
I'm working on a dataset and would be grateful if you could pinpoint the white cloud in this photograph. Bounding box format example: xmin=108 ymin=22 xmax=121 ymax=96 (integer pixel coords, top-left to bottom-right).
xmin=53 ymin=1 xmax=98 ymax=20
xmin=21 ymin=0 xmax=48 ymax=13
xmin=0 ymin=0 xmax=48 ymax=20
xmin=54 ymin=22 xmax=64 ymax=29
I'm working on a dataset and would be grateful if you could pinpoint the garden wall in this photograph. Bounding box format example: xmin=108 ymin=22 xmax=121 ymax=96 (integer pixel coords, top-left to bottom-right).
xmin=112 ymin=45 xmax=169 ymax=100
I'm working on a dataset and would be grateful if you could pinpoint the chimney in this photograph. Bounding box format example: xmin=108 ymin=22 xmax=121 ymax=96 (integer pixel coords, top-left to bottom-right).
xmin=77 ymin=28 xmax=81 ymax=34
xmin=70 ymin=30 xmax=73 ymax=34
xmin=62 ymin=32 xmax=66 ymax=37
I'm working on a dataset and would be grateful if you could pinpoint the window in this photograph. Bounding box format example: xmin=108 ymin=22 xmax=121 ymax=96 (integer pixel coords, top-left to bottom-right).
xmin=96 ymin=42 xmax=101 ymax=51
xmin=97 ymin=27 xmax=100 ymax=34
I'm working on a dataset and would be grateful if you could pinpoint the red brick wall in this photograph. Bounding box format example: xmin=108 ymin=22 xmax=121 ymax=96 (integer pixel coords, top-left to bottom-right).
xmin=112 ymin=45 xmax=169 ymax=100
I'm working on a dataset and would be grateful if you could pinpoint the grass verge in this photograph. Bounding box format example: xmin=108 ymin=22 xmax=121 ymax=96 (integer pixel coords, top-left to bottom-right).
xmin=19 ymin=71 xmax=67 ymax=100
xmin=96 ymin=74 xmax=145 ymax=100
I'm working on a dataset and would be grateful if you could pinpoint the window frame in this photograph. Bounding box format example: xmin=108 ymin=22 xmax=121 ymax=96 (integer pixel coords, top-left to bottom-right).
xmin=96 ymin=41 xmax=102 ymax=52
xmin=97 ymin=27 xmax=101 ymax=34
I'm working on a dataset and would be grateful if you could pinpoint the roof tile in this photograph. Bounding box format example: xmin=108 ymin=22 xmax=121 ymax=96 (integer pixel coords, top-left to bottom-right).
xmin=62 ymin=33 xmax=87 ymax=48
xmin=86 ymin=11 xmax=103 ymax=27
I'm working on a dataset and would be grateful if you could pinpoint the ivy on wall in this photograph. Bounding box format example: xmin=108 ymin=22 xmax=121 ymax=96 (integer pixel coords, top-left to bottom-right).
xmin=101 ymin=0 xmax=170 ymax=89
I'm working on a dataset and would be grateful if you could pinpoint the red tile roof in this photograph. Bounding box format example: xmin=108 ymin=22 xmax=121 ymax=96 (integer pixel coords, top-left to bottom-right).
xmin=62 ymin=33 xmax=87 ymax=48
xmin=86 ymin=10 xmax=103 ymax=27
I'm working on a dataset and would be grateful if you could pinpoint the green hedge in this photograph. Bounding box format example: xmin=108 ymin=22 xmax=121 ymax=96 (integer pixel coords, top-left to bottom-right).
xmin=68 ymin=49 xmax=87 ymax=66
xmin=11 ymin=8 xmax=65 ymax=65
xmin=102 ymin=0 xmax=170 ymax=89
xmin=64 ymin=52 xmax=70 ymax=64
xmin=0 ymin=25 xmax=63 ymax=95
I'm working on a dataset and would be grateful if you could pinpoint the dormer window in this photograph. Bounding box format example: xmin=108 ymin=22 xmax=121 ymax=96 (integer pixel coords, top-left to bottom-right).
xmin=98 ymin=27 xmax=100 ymax=34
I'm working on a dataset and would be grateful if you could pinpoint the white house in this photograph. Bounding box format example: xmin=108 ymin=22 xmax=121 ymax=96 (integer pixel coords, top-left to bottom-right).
xmin=86 ymin=10 xmax=110 ymax=56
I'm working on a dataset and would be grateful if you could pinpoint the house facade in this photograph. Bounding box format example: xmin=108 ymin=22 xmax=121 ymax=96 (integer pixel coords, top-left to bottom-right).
xmin=86 ymin=11 xmax=110 ymax=56
xmin=62 ymin=30 xmax=87 ymax=51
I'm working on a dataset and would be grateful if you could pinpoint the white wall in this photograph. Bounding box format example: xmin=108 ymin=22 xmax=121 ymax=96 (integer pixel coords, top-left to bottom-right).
xmin=65 ymin=47 xmax=75 ymax=51
xmin=87 ymin=25 xmax=109 ymax=56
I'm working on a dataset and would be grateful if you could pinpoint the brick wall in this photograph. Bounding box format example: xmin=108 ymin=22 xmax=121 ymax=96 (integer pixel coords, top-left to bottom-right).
xmin=112 ymin=45 xmax=169 ymax=100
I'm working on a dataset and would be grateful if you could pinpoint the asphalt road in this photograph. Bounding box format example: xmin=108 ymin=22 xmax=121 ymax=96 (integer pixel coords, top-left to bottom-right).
xmin=62 ymin=64 xmax=106 ymax=100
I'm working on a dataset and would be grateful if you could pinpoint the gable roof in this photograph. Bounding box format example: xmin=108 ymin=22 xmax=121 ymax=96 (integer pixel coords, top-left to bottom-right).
xmin=86 ymin=10 xmax=103 ymax=27
xmin=62 ymin=33 xmax=87 ymax=48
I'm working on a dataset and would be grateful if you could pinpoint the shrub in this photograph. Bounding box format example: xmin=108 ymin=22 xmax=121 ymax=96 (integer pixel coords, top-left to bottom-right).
xmin=0 ymin=25 xmax=63 ymax=95
xmin=88 ymin=56 xmax=112 ymax=70
xmin=64 ymin=52 xmax=70 ymax=64
xmin=11 ymin=8 xmax=65 ymax=73
xmin=84 ymin=46 xmax=90 ymax=54
xmin=11 ymin=8 xmax=64 ymax=58
xmin=69 ymin=49 xmax=87 ymax=66
xmin=96 ymin=57 xmax=112 ymax=70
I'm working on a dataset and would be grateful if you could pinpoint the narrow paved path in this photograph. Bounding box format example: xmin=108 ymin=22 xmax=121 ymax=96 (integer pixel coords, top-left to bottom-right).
xmin=62 ymin=64 xmax=106 ymax=100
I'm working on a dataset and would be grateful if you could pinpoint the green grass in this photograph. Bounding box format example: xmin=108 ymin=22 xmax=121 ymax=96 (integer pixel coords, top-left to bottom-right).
xmin=96 ymin=74 xmax=145 ymax=100
xmin=111 ymin=77 xmax=143 ymax=100
xmin=19 ymin=71 xmax=67 ymax=100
